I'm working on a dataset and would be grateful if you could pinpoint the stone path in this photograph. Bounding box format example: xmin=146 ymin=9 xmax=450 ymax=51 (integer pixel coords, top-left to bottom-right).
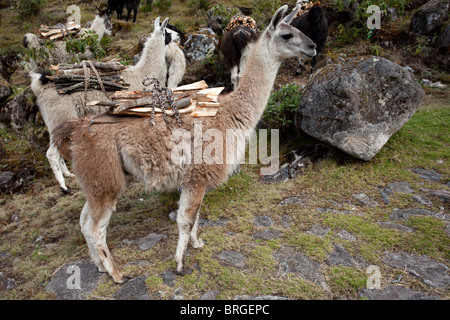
xmin=5 ymin=169 xmax=448 ymax=300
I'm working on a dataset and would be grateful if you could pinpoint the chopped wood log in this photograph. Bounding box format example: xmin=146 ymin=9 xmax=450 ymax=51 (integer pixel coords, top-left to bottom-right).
xmin=173 ymin=80 xmax=208 ymax=92
xmin=191 ymin=107 xmax=219 ymax=117
xmin=57 ymin=61 xmax=126 ymax=72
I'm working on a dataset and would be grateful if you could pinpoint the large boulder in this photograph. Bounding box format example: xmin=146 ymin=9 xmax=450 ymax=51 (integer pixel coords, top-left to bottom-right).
xmin=0 ymin=87 xmax=37 ymax=129
xmin=183 ymin=28 xmax=219 ymax=61
xmin=0 ymin=76 xmax=12 ymax=103
xmin=296 ymin=56 xmax=424 ymax=161
xmin=410 ymin=0 xmax=449 ymax=36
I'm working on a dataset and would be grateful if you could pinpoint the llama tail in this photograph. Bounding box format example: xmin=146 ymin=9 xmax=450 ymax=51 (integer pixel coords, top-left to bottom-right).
xmin=52 ymin=119 xmax=81 ymax=161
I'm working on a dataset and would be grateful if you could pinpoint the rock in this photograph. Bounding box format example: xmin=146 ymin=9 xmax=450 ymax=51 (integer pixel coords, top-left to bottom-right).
xmin=410 ymin=0 xmax=450 ymax=36
xmin=123 ymin=233 xmax=166 ymax=251
xmin=389 ymin=208 xmax=448 ymax=221
xmin=261 ymin=163 xmax=290 ymax=183
xmin=200 ymin=290 xmax=220 ymax=300
xmin=261 ymin=145 xmax=327 ymax=183
xmin=0 ymin=76 xmax=12 ymax=103
xmin=278 ymin=196 xmax=308 ymax=206
xmin=46 ymin=260 xmax=105 ymax=300
xmin=0 ymin=272 xmax=16 ymax=291
xmin=325 ymin=244 xmax=368 ymax=269
xmin=281 ymin=215 xmax=293 ymax=229
xmin=253 ymin=229 xmax=283 ymax=240
xmin=254 ymin=216 xmax=273 ymax=227
xmin=217 ymin=250 xmax=246 ymax=268
xmin=412 ymin=194 xmax=433 ymax=207
xmin=411 ymin=168 xmax=443 ymax=182
xmin=382 ymin=251 xmax=450 ymax=288
xmin=377 ymin=221 xmax=414 ymax=233
xmin=307 ymin=224 xmax=330 ymax=238
xmin=296 ymin=56 xmax=424 ymax=161
xmin=379 ymin=187 xmax=392 ymax=204
xmin=352 ymin=193 xmax=378 ymax=207
xmin=0 ymin=88 xmax=37 ymax=129
xmin=337 ymin=230 xmax=357 ymax=241
xmin=199 ymin=218 xmax=229 ymax=227
xmin=274 ymin=246 xmax=328 ymax=290
xmin=160 ymin=270 xmax=177 ymax=287
xmin=234 ymin=295 xmax=290 ymax=300
xmin=360 ymin=285 xmax=439 ymax=300
xmin=317 ymin=207 xmax=364 ymax=216
xmin=437 ymin=25 xmax=450 ymax=52
xmin=183 ymin=28 xmax=219 ymax=61
xmin=420 ymin=188 xmax=450 ymax=203
xmin=114 ymin=275 xmax=150 ymax=300
xmin=387 ymin=181 xmax=414 ymax=194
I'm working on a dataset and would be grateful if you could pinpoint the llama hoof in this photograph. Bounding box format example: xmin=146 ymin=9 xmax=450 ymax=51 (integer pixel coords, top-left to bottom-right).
xmin=114 ymin=274 xmax=130 ymax=284
xmin=192 ymin=239 xmax=206 ymax=249
xmin=64 ymin=173 xmax=75 ymax=178
xmin=175 ymin=267 xmax=193 ymax=276
xmin=60 ymin=186 xmax=71 ymax=194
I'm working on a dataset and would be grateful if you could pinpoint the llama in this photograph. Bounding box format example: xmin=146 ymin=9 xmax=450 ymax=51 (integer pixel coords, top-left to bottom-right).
xmin=291 ymin=0 xmax=328 ymax=73
xmin=220 ymin=15 xmax=260 ymax=90
xmin=23 ymin=8 xmax=112 ymax=66
xmin=52 ymin=5 xmax=316 ymax=283
xmin=30 ymin=17 xmax=170 ymax=193
xmin=107 ymin=0 xmax=140 ymax=23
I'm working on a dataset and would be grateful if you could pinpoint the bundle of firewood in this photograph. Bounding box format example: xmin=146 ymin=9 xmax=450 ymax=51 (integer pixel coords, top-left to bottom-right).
xmin=48 ymin=60 xmax=129 ymax=94
xmin=87 ymin=80 xmax=224 ymax=118
xmin=39 ymin=21 xmax=81 ymax=41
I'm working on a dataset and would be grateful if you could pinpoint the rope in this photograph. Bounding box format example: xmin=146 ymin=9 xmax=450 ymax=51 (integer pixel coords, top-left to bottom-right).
xmin=142 ymin=77 xmax=182 ymax=127
xmin=81 ymin=60 xmax=110 ymax=107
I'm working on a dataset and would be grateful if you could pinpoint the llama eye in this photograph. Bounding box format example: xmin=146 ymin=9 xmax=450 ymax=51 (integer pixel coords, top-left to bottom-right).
xmin=281 ymin=34 xmax=293 ymax=40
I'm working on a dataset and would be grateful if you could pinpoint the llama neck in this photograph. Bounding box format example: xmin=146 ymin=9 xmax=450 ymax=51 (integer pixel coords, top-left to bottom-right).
xmin=220 ymin=32 xmax=281 ymax=131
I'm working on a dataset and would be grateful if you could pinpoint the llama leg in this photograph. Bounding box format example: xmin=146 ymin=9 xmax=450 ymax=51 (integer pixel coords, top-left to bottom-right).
xmin=190 ymin=208 xmax=204 ymax=249
xmin=59 ymin=158 xmax=75 ymax=178
xmin=80 ymin=202 xmax=106 ymax=272
xmin=175 ymin=184 xmax=207 ymax=274
xmin=46 ymin=144 xmax=69 ymax=192
xmin=230 ymin=65 xmax=239 ymax=90
xmin=86 ymin=199 xmax=126 ymax=283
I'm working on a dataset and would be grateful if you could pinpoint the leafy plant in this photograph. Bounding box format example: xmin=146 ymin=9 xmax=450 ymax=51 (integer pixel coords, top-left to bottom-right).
xmin=64 ymin=31 xmax=107 ymax=62
xmin=17 ymin=0 xmax=44 ymax=18
xmin=208 ymin=4 xmax=241 ymax=29
xmin=153 ymin=0 xmax=172 ymax=12
xmin=252 ymin=0 xmax=283 ymax=29
xmin=332 ymin=0 xmax=406 ymax=21
xmin=187 ymin=0 xmax=210 ymax=13
xmin=262 ymin=83 xmax=302 ymax=134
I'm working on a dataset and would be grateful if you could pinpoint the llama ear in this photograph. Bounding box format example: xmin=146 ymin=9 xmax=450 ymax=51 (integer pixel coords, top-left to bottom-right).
xmin=160 ymin=18 xmax=169 ymax=32
xmin=269 ymin=5 xmax=288 ymax=31
xmin=154 ymin=17 xmax=161 ymax=31
xmin=283 ymin=4 xmax=300 ymax=24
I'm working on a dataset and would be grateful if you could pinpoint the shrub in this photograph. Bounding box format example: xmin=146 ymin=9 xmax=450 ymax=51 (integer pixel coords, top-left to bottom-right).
xmin=208 ymin=4 xmax=240 ymax=29
xmin=153 ymin=0 xmax=171 ymax=12
xmin=262 ymin=83 xmax=302 ymax=134
xmin=64 ymin=31 xmax=107 ymax=62
xmin=252 ymin=0 xmax=282 ymax=29
xmin=17 ymin=0 xmax=44 ymax=18
xmin=187 ymin=0 xmax=210 ymax=13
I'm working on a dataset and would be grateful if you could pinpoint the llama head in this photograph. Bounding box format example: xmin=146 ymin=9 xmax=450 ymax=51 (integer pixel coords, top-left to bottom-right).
xmin=267 ymin=5 xmax=316 ymax=61
xmin=22 ymin=33 xmax=41 ymax=49
xmin=165 ymin=27 xmax=181 ymax=45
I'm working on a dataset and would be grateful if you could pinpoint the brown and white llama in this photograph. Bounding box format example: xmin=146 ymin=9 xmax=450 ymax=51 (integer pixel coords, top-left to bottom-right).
xmin=30 ymin=17 xmax=170 ymax=193
xmin=53 ymin=5 xmax=316 ymax=283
